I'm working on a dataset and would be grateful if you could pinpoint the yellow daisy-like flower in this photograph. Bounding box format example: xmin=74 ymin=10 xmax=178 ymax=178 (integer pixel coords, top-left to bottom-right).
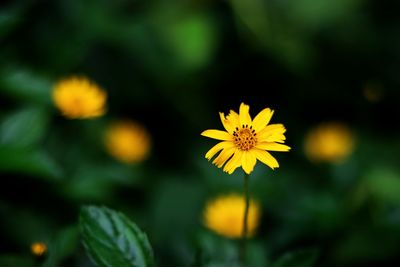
xmin=31 ymin=242 xmax=47 ymax=256
xmin=104 ymin=120 xmax=151 ymax=164
xmin=203 ymin=194 xmax=260 ymax=239
xmin=52 ymin=76 xmax=107 ymax=119
xmin=201 ymin=103 xmax=290 ymax=174
xmin=304 ymin=122 xmax=354 ymax=163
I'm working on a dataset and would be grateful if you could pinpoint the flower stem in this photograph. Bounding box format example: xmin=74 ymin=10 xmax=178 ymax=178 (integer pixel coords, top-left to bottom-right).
xmin=240 ymin=172 xmax=250 ymax=266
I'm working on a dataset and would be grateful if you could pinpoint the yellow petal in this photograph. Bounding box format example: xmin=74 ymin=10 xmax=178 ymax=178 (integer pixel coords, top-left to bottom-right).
xmin=205 ymin=141 xmax=234 ymax=159
xmin=201 ymin=129 xmax=232 ymax=140
xmin=259 ymin=123 xmax=286 ymax=133
xmin=241 ymin=151 xmax=257 ymax=174
xmin=213 ymin=147 xmax=236 ymax=167
xmin=226 ymin=110 xmax=240 ymax=127
xmin=223 ymin=150 xmax=243 ymax=174
xmin=260 ymin=133 xmax=287 ymax=143
xmin=256 ymin=142 xmax=291 ymax=152
xmin=219 ymin=112 xmax=235 ymax=134
xmin=268 ymin=135 xmax=286 ymax=143
xmin=239 ymin=103 xmax=252 ymax=126
xmin=252 ymin=149 xmax=279 ymax=169
xmin=252 ymin=108 xmax=274 ymax=132
xmin=257 ymin=124 xmax=286 ymax=142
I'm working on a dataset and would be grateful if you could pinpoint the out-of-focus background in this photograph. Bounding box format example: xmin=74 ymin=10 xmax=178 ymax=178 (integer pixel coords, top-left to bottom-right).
xmin=0 ymin=0 xmax=400 ymax=266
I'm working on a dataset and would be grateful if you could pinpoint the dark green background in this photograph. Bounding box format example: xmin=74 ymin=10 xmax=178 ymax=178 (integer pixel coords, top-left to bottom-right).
xmin=0 ymin=0 xmax=399 ymax=266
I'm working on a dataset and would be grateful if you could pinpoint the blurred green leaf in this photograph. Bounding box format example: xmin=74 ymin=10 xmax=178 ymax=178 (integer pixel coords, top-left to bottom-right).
xmin=43 ymin=226 xmax=79 ymax=267
xmin=267 ymin=30 xmax=313 ymax=72
xmin=230 ymin=0 xmax=315 ymax=71
xmin=151 ymin=179 xmax=205 ymax=241
xmin=80 ymin=206 xmax=154 ymax=267
xmin=0 ymin=203 xmax=55 ymax=245
xmin=273 ymin=248 xmax=318 ymax=267
xmin=0 ymin=146 xmax=63 ymax=180
xmin=0 ymin=67 xmax=53 ymax=105
xmin=0 ymin=2 xmax=28 ymax=38
xmin=77 ymin=162 xmax=141 ymax=186
xmin=0 ymin=13 xmax=18 ymax=38
xmin=366 ymin=167 xmax=400 ymax=204
xmin=231 ymin=0 xmax=269 ymax=39
xmin=162 ymin=14 xmax=216 ymax=69
xmin=287 ymin=0 xmax=360 ymax=30
xmin=0 ymin=107 xmax=49 ymax=148
xmin=197 ymin=230 xmax=267 ymax=267
xmin=63 ymin=162 xmax=139 ymax=201
xmin=332 ymin=226 xmax=400 ymax=265
xmin=246 ymin=242 xmax=268 ymax=267
xmin=197 ymin=231 xmax=239 ymax=267
xmin=63 ymin=176 xmax=113 ymax=201
xmin=0 ymin=255 xmax=37 ymax=267
xmin=299 ymin=193 xmax=342 ymax=232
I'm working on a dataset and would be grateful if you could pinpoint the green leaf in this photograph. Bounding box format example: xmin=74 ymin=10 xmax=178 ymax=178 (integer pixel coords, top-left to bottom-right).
xmin=0 ymin=107 xmax=49 ymax=148
xmin=0 ymin=146 xmax=63 ymax=180
xmin=273 ymin=248 xmax=318 ymax=267
xmin=80 ymin=206 xmax=154 ymax=267
xmin=0 ymin=67 xmax=52 ymax=105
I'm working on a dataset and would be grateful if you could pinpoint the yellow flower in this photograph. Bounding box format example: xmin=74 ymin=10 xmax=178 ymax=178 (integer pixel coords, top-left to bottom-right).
xmin=203 ymin=194 xmax=260 ymax=239
xmin=304 ymin=122 xmax=354 ymax=163
xmin=105 ymin=120 xmax=151 ymax=164
xmin=52 ymin=76 xmax=107 ymax=119
xmin=31 ymin=242 xmax=47 ymax=256
xmin=201 ymin=103 xmax=290 ymax=174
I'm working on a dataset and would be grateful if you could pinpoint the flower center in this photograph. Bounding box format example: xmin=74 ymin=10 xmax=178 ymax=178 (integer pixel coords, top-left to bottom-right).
xmin=233 ymin=125 xmax=257 ymax=151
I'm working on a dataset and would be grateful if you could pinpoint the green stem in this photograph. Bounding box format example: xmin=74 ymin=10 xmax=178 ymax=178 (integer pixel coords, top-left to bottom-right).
xmin=240 ymin=172 xmax=250 ymax=266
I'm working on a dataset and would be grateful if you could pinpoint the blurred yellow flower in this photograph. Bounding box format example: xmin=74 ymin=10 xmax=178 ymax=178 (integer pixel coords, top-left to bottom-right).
xmin=304 ymin=122 xmax=354 ymax=163
xmin=105 ymin=120 xmax=151 ymax=164
xmin=201 ymin=103 xmax=290 ymax=174
xmin=203 ymin=194 xmax=260 ymax=239
xmin=52 ymin=76 xmax=107 ymax=119
xmin=31 ymin=242 xmax=47 ymax=256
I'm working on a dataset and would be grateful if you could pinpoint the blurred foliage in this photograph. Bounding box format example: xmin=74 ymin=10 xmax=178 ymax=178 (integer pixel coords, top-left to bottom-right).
xmin=272 ymin=248 xmax=318 ymax=267
xmin=0 ymin=0 xmax=400 ymax=267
